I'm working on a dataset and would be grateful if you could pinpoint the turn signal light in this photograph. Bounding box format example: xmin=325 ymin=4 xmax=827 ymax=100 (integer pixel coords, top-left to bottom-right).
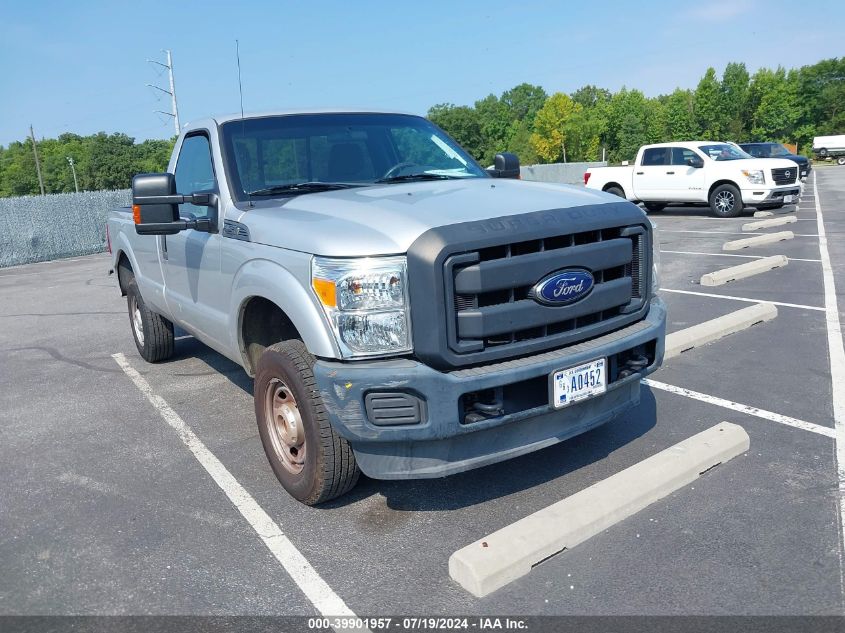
xmin=312 ymin=277 xmax=337 ymax=307
xmin=132 ymin=204 xmax=141 ymax=224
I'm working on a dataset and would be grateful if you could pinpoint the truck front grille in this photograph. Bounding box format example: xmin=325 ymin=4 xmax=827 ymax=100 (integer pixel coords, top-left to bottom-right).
xmin=405 ymin=202 xmax=653 ymax=369
xmin=771 ymin=167 xmax=797 ymax=185
xmin=445 ymin=225 xmax=648 ymax=358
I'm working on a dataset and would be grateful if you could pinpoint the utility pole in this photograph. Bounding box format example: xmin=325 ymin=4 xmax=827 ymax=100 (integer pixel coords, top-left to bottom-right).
xmin=29 ymin=125 xmax=45 ymax=196
xmin=147 ymin=49 xmax=180 ymax=135
xmin=66 ymin=156 xmax=79 ymax=193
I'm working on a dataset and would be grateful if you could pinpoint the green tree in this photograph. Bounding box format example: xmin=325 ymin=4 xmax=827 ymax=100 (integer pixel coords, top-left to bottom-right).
xmin=571 ymin=85 xmax=612 ymax=109
xmin=500 ymin=83 xmax=547 ymax=123
xmin=721 ymin=62 xmax=750 ymax=140
xmin=749 ymin=67 xmax=799 ymax=140
xmin=474 ymin=94 xmax=514 ymax=164
xmin=694 ymin=67 xmax=725 ymax=139
xmin=530 ymin=92 xmax=581 ymax=163
xmin=606 ymin=88 xmax=652 ymax=162
xmin=665 ymin=89 xmax=698 ymax=140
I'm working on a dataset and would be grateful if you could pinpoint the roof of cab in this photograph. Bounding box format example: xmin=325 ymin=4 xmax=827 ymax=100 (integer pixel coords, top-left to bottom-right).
xmin=183 ymin=108 xmax=420 ymax=131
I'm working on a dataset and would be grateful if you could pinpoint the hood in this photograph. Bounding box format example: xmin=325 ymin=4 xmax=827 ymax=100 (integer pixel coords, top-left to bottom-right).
xmin=728 ymin=157 xmax=798 ymax=171
xmin=230 ymin=178 xmax=636 ymax=256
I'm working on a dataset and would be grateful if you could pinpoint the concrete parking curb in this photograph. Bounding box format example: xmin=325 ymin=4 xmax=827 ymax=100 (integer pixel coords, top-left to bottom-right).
xmin=448 ymin=422 xmax=750 ymax=598
xmin=753 ymin=210 xmax=774 ymax=218
xmin=742 ymin=216 xmax=798 ymax=232
xmin=664 ymin=303 xmax=778 ymax=359
xmin=700 ymin=255 xmax=789 ymax=287
xmin=723 ymin=231 xmax=794 ymax=251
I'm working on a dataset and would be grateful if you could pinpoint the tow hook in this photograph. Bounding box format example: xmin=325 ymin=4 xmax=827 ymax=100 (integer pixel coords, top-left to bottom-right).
xmin=618 ymin=354 xmax=649 ymax=379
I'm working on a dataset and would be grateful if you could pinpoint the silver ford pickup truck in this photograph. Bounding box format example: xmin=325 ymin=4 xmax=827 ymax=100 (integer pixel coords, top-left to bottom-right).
xmin=107 ymin=110 xmax=666 ymax=505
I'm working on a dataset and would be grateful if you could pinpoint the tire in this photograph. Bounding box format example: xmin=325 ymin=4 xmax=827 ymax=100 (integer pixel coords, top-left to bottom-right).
xmin=709 ymin=183 xmax=743 ymax=218
xmin=126 ymin=281 xmax=175 ymax=363
xmin=254 ymin=340 xmax=360 ymax=505
xmin=605 ymin=185 xmax=625 ymax=198
xmin=837 ymin=157 xmax=845 ymax=166
xmin=819 ymin=148 xmax=829 ymax=158
xmin=644 ymin=202 xmax=665 ymax=212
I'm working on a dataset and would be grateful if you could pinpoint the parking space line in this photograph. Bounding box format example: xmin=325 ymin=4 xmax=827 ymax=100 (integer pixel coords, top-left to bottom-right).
xmin=642 ymin=379 xmax=835 ymax=439
xmin=812 ymin=175 xmax=845 ymax=581
xmin=661 ymin=250 xmax=821 ymax=263
xmin=661 ymin=288 xmax=825 ymax=311
xmin=111 ymin=353 xmax=361 ymax=623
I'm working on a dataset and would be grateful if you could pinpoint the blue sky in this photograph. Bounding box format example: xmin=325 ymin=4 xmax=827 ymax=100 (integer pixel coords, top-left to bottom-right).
xmin=1 ymin=0 xmax=842 ymax=146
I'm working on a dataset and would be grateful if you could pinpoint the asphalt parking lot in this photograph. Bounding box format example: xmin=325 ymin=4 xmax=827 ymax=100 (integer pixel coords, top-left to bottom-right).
xmin=1 ymin=168 xmax=844 ymax=618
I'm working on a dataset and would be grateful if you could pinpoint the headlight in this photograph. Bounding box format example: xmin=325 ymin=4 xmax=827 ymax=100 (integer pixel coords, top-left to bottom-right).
xmin=742 ymin=169 xmax=765 ymax=185
xmin=312 ymin=256 xmax=411 ymax=357
xmin=650 ymin=220 xmax=660 ymax=295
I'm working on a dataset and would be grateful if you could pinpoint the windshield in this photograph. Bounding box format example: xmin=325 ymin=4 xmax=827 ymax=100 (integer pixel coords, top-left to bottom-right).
xmin=767 ymin=143 xmax=791 ymax=156
xmin=219 ymin=113 xmax=487 ymax=200
xmin=699 ymin=144 xmax=752 ymax=161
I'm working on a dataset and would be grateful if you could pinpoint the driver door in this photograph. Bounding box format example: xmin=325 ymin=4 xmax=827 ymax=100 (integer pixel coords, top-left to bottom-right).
xmin=161 ymin=132 xmax=227 ymax=348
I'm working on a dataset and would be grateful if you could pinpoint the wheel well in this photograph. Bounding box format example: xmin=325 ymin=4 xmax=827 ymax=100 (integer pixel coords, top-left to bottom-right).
xmin=602 ymin=182 xmax=624 ymax=194
xmin=708 ymin=179 xmax=739 ymax=198
xmin=116 ymin=252 xmax=133 ymax=296
xmin=240 ymin=297 xmax=301 ymax=375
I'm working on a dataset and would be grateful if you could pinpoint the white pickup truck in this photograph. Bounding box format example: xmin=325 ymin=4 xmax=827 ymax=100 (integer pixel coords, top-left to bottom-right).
xmin=585 ymin=142 xmax=800 ymax=217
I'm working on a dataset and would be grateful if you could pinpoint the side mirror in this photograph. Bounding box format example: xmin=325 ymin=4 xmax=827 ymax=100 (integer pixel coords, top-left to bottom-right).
xmin=132 ymin=173 xmax=217 ymax=235
xmin=488 ymin=152 xmax=521 ymax=179
xmin=686 ymin=157 xmax=704 ymax=169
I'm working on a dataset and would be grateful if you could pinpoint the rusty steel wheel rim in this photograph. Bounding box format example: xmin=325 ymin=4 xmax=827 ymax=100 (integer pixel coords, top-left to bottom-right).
xmin=264 ymin=378 xmax=306 ymax=474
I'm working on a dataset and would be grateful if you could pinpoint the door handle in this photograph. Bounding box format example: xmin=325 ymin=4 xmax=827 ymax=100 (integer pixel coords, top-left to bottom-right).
xmin=635 ymin=171 xmax=644 ymax=175
xmin=666 ymin=171 xmax=675 ymax=175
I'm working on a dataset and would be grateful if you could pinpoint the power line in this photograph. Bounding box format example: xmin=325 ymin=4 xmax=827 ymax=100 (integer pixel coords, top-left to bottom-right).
xmin=29 ymin=125 xmax=45 ymax=196
xmin=147 ymin=49 xmax=180 ymax=136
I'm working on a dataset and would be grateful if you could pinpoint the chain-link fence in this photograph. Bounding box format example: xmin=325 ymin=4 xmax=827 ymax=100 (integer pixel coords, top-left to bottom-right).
xmin=0 ymin=166 xmax=604 ymax=269
xmin=0 ymin=189 xmax=130 ymax=268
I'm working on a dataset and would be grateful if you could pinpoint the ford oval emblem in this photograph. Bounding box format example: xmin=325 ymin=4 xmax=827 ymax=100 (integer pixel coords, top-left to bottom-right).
xmin=532 ymin=269 xmax=594 ymax=305
xmin=785 ymin=170 xmax=791 ymax=178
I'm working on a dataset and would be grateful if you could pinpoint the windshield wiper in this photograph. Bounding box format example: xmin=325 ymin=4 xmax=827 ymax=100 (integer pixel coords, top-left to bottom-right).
xmin=246 ymin=182 xmax=359 ymax=196
xmin=375 ymin=173 xmax=461 ymax=183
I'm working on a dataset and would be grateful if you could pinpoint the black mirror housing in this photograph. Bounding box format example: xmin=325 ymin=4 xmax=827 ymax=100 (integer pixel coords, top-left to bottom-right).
xmin=489 ymin=152 xmax=521 ymax=179
xmin=686 ymin=157 xmax=704 ymax=169
xmin=132 ymin=173 xmax=181 ymax=235
xmin=131 ymin=173 xmax=217 ymax=235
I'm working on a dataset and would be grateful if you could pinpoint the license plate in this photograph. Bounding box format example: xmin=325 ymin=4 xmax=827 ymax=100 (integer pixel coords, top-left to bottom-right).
xmin=784 ymin=195 xmax=794 ymax=203
xmin=551 ymin=358 xmax=606 ymax=409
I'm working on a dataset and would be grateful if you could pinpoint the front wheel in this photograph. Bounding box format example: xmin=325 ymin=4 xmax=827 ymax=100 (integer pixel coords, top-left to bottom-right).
xmin=818 ymin=148 xmax=829 ymax=158
xmin=644 ymin=202 xmax=665 ymax=212
xmin=709 ymin=184 xmax=743 ymax=218
xmin=837 ymin=157 xmax=845 ymax=166
xmin=254 ymin=340 xmax=360 ymax=505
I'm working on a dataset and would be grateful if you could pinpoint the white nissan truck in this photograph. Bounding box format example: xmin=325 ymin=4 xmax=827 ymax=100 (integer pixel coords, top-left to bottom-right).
xmin=584 ymin=141 xmax=800 ymax=217
xmin=107 ymin=110 xmax=665 ymax=505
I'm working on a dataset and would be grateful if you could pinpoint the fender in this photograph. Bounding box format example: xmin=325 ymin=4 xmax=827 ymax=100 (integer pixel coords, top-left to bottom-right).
xmin=229 ymin=257 xmax=340 ymax=369
xmin=111 ymin=228 xmax=169 ymax=316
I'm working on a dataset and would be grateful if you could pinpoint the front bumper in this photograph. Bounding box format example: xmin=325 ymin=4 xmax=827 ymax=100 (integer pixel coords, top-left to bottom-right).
xmin=313 ymin=297 xmax=666 ymax=479
xmin=742 ymin=186 xmax=800 ymax=206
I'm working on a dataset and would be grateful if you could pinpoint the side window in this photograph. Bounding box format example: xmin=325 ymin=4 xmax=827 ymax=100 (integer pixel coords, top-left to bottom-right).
xmin=174 ymin=134 xmax=216 ymax=219
xmin=670 ymin=147 xmax=700 ymax=166
xmin=641 ymin=148 xmax=668 ymax=166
